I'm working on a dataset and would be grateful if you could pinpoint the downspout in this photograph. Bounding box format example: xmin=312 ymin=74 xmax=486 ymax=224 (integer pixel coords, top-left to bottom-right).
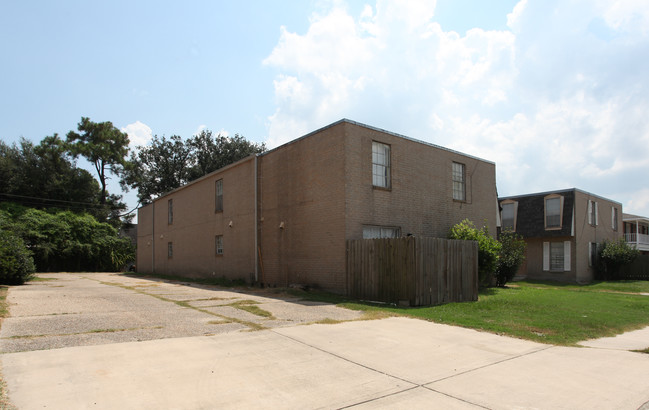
xmin=254 ymin=155 xmax=258 ymax=283
xmin=152 ymin=201 xmax=155 ymax=274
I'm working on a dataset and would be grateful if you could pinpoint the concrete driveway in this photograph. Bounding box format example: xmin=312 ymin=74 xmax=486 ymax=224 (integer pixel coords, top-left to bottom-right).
xmin=1 ymin=273 xmax=649 ymax=409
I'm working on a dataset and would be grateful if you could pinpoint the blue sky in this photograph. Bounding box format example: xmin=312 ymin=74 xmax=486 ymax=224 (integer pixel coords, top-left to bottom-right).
xmin=2 ymin=0 xmax=649 ymax=220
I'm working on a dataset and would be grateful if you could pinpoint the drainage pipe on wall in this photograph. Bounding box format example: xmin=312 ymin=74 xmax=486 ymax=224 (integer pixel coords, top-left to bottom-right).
xmin=254 ymin=155 xmax=258 ymax=283
xmin=152 ymin=201 xmax=155 ymax=274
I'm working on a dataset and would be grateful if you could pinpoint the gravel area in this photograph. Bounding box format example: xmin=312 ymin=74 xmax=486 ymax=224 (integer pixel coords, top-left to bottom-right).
xmin=0 ymin=272 xmax=362 ymax=353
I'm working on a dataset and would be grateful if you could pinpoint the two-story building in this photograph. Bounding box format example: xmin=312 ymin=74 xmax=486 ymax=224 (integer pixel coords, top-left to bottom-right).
xmin=499 ymin=189 xmax=623 ymax=283
xmin=137 ymin=119 xmax=498 ymax=293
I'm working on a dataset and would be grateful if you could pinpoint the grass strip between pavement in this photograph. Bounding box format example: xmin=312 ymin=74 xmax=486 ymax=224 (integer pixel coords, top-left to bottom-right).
xmin=294 ymin=280 xmax=649 ymax=346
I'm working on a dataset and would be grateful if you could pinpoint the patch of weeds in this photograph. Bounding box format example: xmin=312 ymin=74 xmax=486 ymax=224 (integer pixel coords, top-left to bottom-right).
xmin=0 ymin=286 xmax=9 ymax=318
xmin=312 ymin=318 xmax=343 ymax=325
xmin=633 ymin=347 xmax=649 ymax=354
xmin=0 ymin=287 xmax=16 ymax=409
xmin=123 ymin=272 xmax=247 ymax=288
xmin=28 ymin=276 xmax=57 ymax=282
xmin=227 ymin=300 xmax=275 ymax=319
xmin=208 ymin=320 xmax=231 ymax=325
xmin=92 ymin=279 xmax=267 ymax=331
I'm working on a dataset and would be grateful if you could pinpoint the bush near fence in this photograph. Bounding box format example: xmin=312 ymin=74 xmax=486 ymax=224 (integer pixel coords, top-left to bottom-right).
xmin=346 ymin=237 xmax=478 ymax=307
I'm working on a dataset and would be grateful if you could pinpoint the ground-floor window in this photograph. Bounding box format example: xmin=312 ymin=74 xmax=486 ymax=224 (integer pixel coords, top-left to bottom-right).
xmin=167 ymin=242 xmax=173 ymax=258
xmin=362 ymin=225 xmax=400 ymax=239
xmin=543 ymin=241 xmax=571 ymax=272
xmin=215 ymin=235 xmax=223 ymax=255
xmin=550 ymin=242 xmax=563 ymax=271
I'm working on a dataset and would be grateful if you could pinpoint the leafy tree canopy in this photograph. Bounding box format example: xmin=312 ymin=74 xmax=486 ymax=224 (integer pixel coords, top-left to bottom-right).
xmin=66 ymin=117 xmax=130 ymax=205
xmin=122 ymin=130 xmax=265 ymax=204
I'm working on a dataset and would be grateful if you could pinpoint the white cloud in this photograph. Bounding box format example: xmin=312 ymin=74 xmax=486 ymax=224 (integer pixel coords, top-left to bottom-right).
xmin=264 ymin=0 xmax=649 ymax=217
xmin=122 ymin=121 xmax=153 ymax=148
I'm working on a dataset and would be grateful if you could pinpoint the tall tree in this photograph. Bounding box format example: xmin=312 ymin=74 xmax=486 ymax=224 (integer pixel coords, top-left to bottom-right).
xmin=121 ymin=135 xmax=192 ymax=204
xmin=66 ymin=117 xmax=129 ymax=205
xmin=186 ymin=130 xmax=266 ymax=180
xmin=0 ymin=137 xmax=101 ymax=210
xmin=122 ymin=130 xmax=265 ymax=204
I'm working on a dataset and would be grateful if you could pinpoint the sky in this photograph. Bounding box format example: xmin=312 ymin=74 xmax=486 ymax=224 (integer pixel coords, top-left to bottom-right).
xmin=2 ymin=0 xmax=649 ymax=221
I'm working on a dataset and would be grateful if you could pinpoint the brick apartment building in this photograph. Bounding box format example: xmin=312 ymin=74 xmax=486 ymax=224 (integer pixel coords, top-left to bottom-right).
xmin=499 ymin=188 xmax=623 ymax=283
xmin=137 ymin=119 xmax=498 ymax=293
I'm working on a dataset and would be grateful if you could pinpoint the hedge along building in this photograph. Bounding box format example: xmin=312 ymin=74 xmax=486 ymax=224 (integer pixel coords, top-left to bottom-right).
xmin=137 ymin=119 xmax=498 ymax=293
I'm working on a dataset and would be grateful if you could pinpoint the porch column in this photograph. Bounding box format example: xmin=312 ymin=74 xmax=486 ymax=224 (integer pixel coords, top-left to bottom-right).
xmin=637 ymin=221 xmax=640 ymax=245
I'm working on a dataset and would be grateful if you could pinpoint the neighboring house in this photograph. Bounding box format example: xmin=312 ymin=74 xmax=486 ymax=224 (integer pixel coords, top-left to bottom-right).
xmin=137 ymin=119 xmax=498 ymax=293
xmin=499 ymin=189 xmax=622 ymax=283
xmin=623 ymin=213 xmax=649 ymax=254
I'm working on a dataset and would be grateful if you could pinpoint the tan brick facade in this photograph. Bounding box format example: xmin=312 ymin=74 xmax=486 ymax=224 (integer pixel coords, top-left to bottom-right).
xmin=137 ymin=119 xmax=498 ymax=293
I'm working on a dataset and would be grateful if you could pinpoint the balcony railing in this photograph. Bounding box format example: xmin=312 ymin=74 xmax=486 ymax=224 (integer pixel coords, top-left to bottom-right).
xmin=625 ymin=233 xmax=649 ymax=245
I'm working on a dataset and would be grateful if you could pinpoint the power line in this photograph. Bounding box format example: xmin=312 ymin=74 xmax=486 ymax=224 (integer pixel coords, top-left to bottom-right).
xmin=0 ymin=192 xmax=125 ymax=212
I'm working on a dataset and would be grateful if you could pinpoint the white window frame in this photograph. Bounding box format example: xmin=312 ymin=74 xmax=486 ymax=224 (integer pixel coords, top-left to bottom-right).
xmin=543 ymin=241 xmax=571 ymax=272
xmin=372 ymin=141 xmax=391 ymax=189
xmin=362 ymin=225 xmax=401 ymax=239
xmin=215 ymin=235 xmax=223 ymax=255
xmin=588 ymin=200 xmax=598 ymax=226
xmin=501 ymin=200 xmax=518 ymax=231
xmin=544 ymin=194 xmax=563 ymax=230
xmin=452 ymin=162 xmax=466 ymax=201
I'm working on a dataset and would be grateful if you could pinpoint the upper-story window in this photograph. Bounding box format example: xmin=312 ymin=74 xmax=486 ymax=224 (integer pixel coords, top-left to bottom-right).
xmin=501 ymin=201 xmax=517 ymax=231
xmin=215 ymin=179 xmax=223 ymax=213
xmin=452 ymin=162 xmax=466 ymax=201
xmin=612 ymin=206 xmax=618 ymax=231
xmin=372 ymin=141 xmax=391 ymax=189
xmin=588 ymin=200 xmax=598 ymax=226
xmin=168 ymin=199 xmax=173 ymax=225
xmin=544 ymin=195 xmax=563 ymax=229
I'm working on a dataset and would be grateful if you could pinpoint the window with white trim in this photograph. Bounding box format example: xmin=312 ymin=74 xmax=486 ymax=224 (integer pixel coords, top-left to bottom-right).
xmin=362 ymin=225 xmax=400 ymax=239
xmin=452 ymin=162 xmax=466 ymax=201
xmin=588 ymin=200 xmax=598 ymax=226
xmin=215 ymin=179 xmax=223 ymax=213
xmin=543 ymin=241 xmax=571 ymax=272
xmin=544 ymin=195 xmax=562 ymax=229
xmin=501 ymin=201 xmax=517 ymax=231
xmin=372 ymin=141 xmax=391 ymax=189
xmin=215 ymin=235 xmax=223 ymax=255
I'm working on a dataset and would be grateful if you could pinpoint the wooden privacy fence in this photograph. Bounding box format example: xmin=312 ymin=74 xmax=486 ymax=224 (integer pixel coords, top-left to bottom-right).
xmin=619 ymin=254 xmax=649 ymax=280
xmin=346 ymin=237 xmax=478 ymax=307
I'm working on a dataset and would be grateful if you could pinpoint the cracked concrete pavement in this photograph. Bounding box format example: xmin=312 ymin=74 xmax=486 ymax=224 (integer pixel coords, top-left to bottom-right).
xmin=1 ymin=272 xmax=649 ymax=409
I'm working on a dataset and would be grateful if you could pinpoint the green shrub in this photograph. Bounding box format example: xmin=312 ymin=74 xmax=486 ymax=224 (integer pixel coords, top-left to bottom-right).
xmin=597 ymin=238 xmax=639 ymax=280
xmin=0 ymin=229 xmax=35 ymax=285
xmin=449 ymin=219 xmax=501 ymax=287
xmin=2 ymin=204 xmax=134 ymax=272
xmin=496 ymin=230 xmax=526 ymax=287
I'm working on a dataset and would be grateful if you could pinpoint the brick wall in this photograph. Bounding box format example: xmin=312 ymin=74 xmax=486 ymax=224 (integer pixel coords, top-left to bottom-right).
xmin=343 ymin=121 xmax=498 ymax=241
xmin=136 ymin=157 xmax=257 ymax=281
xmin=258 ymin=124 xmax=347 ymax=291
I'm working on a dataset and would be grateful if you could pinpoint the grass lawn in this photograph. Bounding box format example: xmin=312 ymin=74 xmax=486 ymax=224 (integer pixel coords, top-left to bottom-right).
xmin=299 ymin=280 xmax=649 ymax=346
